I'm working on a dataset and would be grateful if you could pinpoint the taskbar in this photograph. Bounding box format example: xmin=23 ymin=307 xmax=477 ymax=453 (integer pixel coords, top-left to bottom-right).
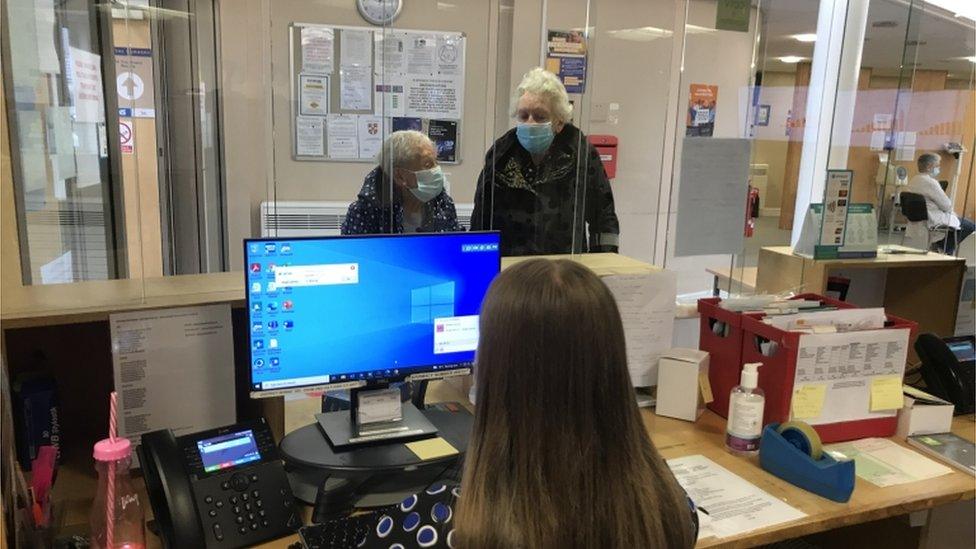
xmin=250 ymin=361 xmax=472 ymax=393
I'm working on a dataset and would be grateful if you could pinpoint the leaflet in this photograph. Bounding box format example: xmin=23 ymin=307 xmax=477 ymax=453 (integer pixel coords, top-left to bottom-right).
xmin=327 ymin=114 xmax=359 ymax=159
xmin=340 ymin=29 xmax=372 ymax=67
xmin=301 ymin=27 xmax=334 ymax=75
xmin=340 ymin=65 xmax=372 ymax=111
xmin=825 ymin=438 xmax=952 ymax=487
xmin=299 ymin=74 xmax=329 ymax=116
xmin=295 ymin=116 xmax=324 ymax=156
xmin=667 ymin=454 xmax=806 ymax=540
xmin=601 ymin=272 xmax=676 ymax=388
xmin=790 ymin=329 xmax=910 ymax=425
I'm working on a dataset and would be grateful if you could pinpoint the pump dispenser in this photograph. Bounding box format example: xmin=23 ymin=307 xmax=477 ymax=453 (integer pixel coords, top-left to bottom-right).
xmin=726 ymin=362 xmax=765 ymax=455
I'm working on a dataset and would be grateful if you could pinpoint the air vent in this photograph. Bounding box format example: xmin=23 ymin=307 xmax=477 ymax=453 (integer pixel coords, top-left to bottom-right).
xmin=905 ymin=40 xmax=927 ymax=46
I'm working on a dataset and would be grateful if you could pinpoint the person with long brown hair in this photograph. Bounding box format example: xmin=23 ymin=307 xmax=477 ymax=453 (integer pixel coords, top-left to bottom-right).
xmin=358 ymin=259 xmax=696 ymax=548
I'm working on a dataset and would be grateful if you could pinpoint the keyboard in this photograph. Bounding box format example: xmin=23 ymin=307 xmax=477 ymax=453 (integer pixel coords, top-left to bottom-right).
xmin=299 ymin=511 xmax=383 ymax=549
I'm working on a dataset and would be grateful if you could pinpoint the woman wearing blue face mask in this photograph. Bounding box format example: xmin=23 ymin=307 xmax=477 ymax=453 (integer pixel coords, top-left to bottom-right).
xmin=471 ymin=68 xmax=619 ymax=256
xmin=342 ymin=130 xmax=462 ymax=235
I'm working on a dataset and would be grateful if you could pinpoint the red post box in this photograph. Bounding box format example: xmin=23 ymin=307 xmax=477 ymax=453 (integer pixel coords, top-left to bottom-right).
xmin=588 ymin=135 xmax=618 ymax=179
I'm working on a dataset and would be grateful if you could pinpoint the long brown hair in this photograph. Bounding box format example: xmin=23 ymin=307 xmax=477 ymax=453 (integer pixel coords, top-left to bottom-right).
xmin=456 ymin=259 xmax=694 ymax=548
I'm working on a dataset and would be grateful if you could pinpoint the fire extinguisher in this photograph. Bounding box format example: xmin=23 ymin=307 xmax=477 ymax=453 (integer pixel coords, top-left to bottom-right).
xmin=744 ymin=186 xmax=758 ymax=238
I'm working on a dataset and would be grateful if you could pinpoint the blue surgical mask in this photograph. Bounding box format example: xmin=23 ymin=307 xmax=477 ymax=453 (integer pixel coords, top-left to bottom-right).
xmin=516 ymin=122 xmax=555 ymax=155
xmin=409 ymin=165 xmax=445 ymax=203
xmin=932 ymin=167 xmax=941 ymax=177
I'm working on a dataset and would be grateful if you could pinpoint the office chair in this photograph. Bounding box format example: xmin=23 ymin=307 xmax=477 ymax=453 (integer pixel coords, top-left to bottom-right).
xmin=899 ymin=192 xmax=956 ymax=255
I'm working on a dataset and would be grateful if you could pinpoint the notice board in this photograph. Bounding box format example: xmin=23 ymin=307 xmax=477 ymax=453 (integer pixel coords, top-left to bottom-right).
xmin=289 ymin=23 xmax=466 ymax=164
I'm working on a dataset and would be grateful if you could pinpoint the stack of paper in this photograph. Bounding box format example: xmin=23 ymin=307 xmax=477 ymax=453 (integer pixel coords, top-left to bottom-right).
xmin=825 ymin=438 xmax=953 ymax=487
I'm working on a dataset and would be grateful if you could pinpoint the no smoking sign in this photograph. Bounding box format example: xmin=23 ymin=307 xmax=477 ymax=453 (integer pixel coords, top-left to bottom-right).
xmin=119 ymin=120 xmax=134 ymax=154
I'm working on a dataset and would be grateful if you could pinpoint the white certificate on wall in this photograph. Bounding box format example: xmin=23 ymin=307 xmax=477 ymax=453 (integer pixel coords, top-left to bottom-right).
xmin=358 ymin=115 xmax=383 ymax=160
xmin=296 ymin=116 xmax=324 ymax=156
xmin=301 ymin=27 xmax=334 ymax=75
xmin=327 ymin=114 xmax=360 ymax=158
xmin=299 ymin=74 xmax=329 ymax=116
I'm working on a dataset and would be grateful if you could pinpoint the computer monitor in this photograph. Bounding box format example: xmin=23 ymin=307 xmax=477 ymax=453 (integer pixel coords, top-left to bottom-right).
xmin=244 ymin=232 xmax=501 ymax=398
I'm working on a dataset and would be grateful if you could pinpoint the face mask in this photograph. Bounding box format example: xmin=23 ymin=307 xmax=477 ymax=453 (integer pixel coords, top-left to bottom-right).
xmin=408 ymin=165 xmax=445 ymax=203
xmin=932 ymin=167 xmax=941 ymax=177
xmin=516 ymin=122 xmax=555 ymax=155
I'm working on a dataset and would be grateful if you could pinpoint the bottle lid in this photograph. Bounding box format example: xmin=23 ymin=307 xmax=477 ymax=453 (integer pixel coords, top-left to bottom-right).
xmin=93 ymin=437 xmax=132 ymax=462
xmin=741 ymin=362 xmax=762 ymax=390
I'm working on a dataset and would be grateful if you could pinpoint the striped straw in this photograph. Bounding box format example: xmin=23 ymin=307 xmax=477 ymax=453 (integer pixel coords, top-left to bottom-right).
xmin=106 ymin=391 xmax=118 ymax=548
xmin=109 ymin=391 xmax=117 ymax=443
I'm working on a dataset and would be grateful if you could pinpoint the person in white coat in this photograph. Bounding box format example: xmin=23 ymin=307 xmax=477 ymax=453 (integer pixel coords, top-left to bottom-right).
xmin=904 ymin=153 xmax=973 ymax=254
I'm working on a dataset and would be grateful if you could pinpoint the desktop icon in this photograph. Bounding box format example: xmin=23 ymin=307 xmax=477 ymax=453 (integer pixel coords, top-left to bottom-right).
xmin=269 ymin=338 xmax=279 ymax=349
xmin=249 ymin=243 xmax=260 ymax=254
xmin=283 ymin=300 xmax=294 ymax=311
xmin=270 ymin=357 xmax=280 ymax=367
xmin=252 ymin=302 xmax=262 ymax=313
xmin=267 ymin=302 xmax=278 ymax=312
xmin=280 ymin=244 xmax=292 ymax=254
xmin=249 ymin=262 xmax=261 ymax=273
xmin=267 ymin=320 xmax=279 ymax=330
xmin=264 ymin=243 xmax=277 ymax=253
xmin=251 ymin=322 xmax=262 ymax=332
xmin=283 ymin=320 xmax=294 ymax=329
xmin=252 ymin=340 xmax=264 ymax=350
xmin=267 ymin=282 xmax=278 ymax=293
xmin=251 ymin=282 xmax=261 ymax=294
xmin=266 ymin=263 xmax=276 ymax=273
xmin=253 ymin=358 xmax=265 ymax=368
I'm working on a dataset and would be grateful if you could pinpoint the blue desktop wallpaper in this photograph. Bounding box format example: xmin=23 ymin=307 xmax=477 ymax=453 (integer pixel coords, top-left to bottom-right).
xmin=245 ymin=233 xmax=500 ymax=390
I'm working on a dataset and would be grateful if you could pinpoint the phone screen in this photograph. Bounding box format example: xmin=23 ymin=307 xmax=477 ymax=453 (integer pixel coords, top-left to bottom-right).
xmin=196 ymin=429 xmax=262 ymax=473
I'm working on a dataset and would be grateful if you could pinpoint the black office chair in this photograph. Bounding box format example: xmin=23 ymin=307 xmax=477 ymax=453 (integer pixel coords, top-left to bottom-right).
xmin=898 ymin=191 xmax=956 ymax=254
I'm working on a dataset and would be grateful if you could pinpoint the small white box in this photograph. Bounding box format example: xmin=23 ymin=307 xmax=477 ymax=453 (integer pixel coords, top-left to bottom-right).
xmin=656 ymin=348 xmax=710 ymax=422
xmin=896 ymin=387 xmax=954 ymax=438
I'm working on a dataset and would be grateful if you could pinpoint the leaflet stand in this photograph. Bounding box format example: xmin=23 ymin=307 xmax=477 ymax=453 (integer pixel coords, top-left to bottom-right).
xmin=316 ymin=383 xmax=437 ymax=450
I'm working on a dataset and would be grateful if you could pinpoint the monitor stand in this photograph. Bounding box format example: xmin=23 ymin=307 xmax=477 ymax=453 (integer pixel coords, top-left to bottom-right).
xmin=316 ymin=384 xmax=437 ymax=450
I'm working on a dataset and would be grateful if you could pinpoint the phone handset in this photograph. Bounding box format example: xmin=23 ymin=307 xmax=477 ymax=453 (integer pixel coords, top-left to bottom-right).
xmin=139 ymin=429 xmax=205 ymax=548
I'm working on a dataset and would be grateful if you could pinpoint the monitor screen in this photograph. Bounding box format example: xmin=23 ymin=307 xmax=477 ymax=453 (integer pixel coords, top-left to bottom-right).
xmin=947 ymin=337 xmax=975 ymax=363
xmin=197 ymin=429 xmax=261 ymax=473
xmin=245 ymin=232 xmax=501 ymax=393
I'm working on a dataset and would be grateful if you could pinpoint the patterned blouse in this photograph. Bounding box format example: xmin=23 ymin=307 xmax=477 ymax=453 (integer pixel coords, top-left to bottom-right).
xmin=341 ymin=167 xmax=463 ymax=235
xmin=471 ymin=124 xmax=619 ymax=256
xmin=358 ymin=480 xmax=699 ymax=549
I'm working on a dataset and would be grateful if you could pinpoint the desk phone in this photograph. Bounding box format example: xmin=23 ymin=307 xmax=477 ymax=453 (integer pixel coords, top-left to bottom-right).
xmin=140 ymin=418 xmax=302 ymax=548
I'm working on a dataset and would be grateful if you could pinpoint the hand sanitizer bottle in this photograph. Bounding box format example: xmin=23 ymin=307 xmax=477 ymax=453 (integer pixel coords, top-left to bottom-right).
xmin=726 ymin=362 xmax=765 ymax=455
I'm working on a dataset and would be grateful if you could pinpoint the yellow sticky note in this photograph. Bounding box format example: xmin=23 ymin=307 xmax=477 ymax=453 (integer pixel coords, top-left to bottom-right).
xmin=698 ymin=371 xmax=714 ymax=404
xmin=870 ymin=376 xmax=904 ymax=412
xmin=406 ymin=437 xmax=458 ymax=460
xmin=792 ymin=384 xmax=827 ymax=419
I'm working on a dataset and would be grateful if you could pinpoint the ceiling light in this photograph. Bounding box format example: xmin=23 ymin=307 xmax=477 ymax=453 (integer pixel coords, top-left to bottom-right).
xmin=779 ymin=56 xmax=806 ymax=63
xmin=792 ymin=33 xmax=817 ymax=42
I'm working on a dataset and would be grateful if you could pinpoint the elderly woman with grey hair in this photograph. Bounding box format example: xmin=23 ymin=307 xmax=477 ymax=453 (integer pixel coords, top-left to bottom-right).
xmin=342 ymin=130 xmax=462 ymax=234
xmin=471 ymin=68 xmax=619 ymax=256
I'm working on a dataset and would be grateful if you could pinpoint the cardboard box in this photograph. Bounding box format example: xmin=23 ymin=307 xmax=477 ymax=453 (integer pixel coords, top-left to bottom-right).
xmin=656 ymin=348 xmax=711 ymax=422
xmin=896 ymin=386 xmax=954 ymax=438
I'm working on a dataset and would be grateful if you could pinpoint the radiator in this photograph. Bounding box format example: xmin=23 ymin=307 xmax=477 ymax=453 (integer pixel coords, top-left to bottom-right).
xmin=260 ymin=200 xmax=475 ymax=236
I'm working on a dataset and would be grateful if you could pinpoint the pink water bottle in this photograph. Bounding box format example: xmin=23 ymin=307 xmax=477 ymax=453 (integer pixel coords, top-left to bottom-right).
xmin=90 ymin=393 xmax=145 ymax=549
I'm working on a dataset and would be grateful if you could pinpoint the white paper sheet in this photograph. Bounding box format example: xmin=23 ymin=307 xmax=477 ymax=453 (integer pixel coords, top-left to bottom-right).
xmin=296 ymin=116 xmax=324 ymax=156
xmin=435 ymin=34 xmax=463 ymax=76
xmin=602 ymin=272 xmax=677 ymax=388
xmin=299 ymin=74 xmax=329 ymax=116
xmin=35 ymin=0 xmax=60 ymax=74
xmin=327 ymin=114 xmax=359 ymax=158
xmin=790 ymin=328 xmax=910 ymax=425
xmin=39 ymin=251 xmax=72 ymax=284
xmin=405 ymin=75 xmax=462 ymax=119
xmin=340 ymin=29 xmax=372 ymax=67
xmin=340 ymin=65 xmax=372 ymax=111
xmin=825 ymin=438 xmax=953 ymax=487
xmin=110 ymin=305 xmax=236 ymax=460
xmin=301 ymin=27 xmax=334 ymax=75
xmin=675 ymin=138 xmax=751 ymax=256
xmin=48 ymin=106 xmax=77 ymax=179
xmin=763 ymin=307 xmax=886 ymax=332
xmin=70 ymin=47 xmax=104 ymax=124
xmin=375 ymin=32 xmax=406 ymax=74
xmin=870 ymin=130 xmax=886 ymax=151
xmin=406 ymin=33 xmax=437 ymax=75
xmin=667 ymin=455 xmax=806 ymax=540
xmin=357 ymin=115 xmax=383 ymax=160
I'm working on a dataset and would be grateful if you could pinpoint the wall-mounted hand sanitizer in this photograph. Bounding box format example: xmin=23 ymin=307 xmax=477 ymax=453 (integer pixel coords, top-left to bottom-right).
xmin=726 ymin=362 xmax=765 ymax=455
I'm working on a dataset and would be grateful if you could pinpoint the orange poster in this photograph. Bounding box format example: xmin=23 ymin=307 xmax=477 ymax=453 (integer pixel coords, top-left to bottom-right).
xmin=687 ymin=84 xmax=719 ymax=137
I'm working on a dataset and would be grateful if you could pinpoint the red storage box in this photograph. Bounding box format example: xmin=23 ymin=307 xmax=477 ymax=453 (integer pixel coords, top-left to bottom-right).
xmin=739 ymin=297 xmax=917 ymax=443
xmin=697 ymin=298 xmax=746 ymax=418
